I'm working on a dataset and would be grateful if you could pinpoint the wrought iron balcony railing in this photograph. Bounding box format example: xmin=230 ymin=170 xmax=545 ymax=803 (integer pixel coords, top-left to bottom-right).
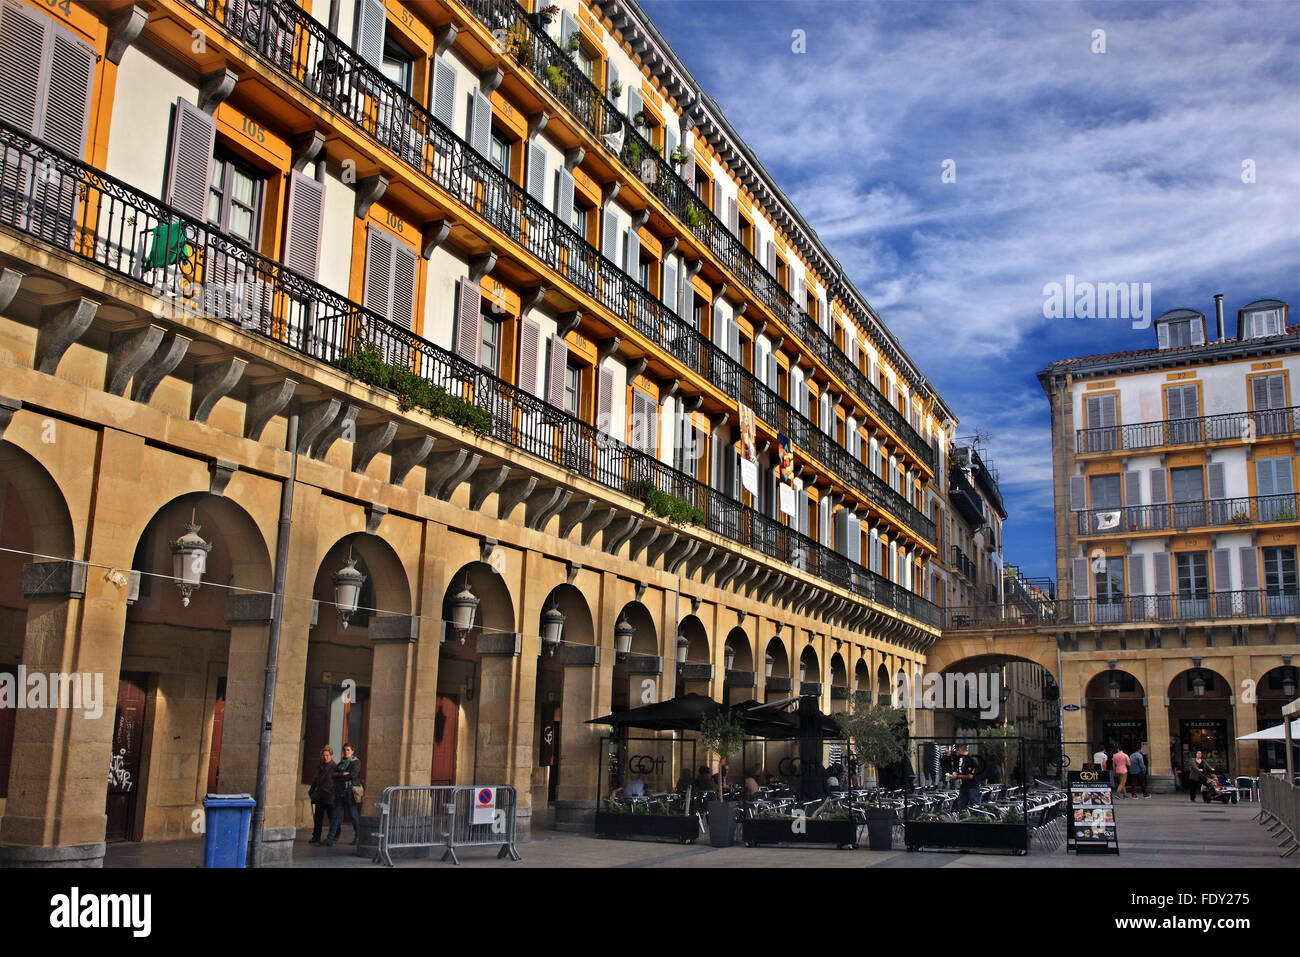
xmin=0 ymin=120 xmax=941 ymax=629
xmin=942 ymin=589 xmax=1297 ymax=629
xmin=1076 ymin=406 xmax=1300 ymax=455
xmin=189 ymin=0 xmax=935 ymax=544
xmin=456 ymin=0 xmax=935 ymax=471
xmin=1076 ymin=493 xmax=1300 ymax=536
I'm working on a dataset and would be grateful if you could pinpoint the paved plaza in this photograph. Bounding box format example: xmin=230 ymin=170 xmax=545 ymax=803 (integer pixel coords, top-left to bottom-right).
xmin=103 ymin=793 xmax=1292 ymax=869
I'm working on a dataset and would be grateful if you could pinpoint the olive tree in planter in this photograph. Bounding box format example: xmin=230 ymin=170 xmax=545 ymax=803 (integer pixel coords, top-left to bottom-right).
xmin=698 ymin=708 xmax=746 ymax=847
xmin=835 ymin=693 xmax=908 ymax=849
xmin=976 ymin=723 xmax=1020 ymax=786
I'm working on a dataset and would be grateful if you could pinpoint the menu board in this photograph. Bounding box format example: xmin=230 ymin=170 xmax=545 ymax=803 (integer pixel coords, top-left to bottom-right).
xmin=1067 ymin=769 xmax=1119 ymax=854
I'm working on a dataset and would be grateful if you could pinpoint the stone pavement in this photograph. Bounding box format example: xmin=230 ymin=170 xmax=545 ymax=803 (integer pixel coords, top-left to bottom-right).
xmin=102 ymin=792 xmax=1293 ymax=868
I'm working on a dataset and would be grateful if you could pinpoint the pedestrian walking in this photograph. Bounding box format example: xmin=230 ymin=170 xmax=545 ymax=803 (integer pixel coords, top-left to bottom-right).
xmin=1128 ymin=747 xmax=1150 ymax=797
xmin=1112 ymin=747 xmax=1130 ymax=797
xmin=947 ymin=742 xmax=981 ymax=811
xmin=328 ymin=743 xmax=363 ymax=845
xmin=1186 ymin=750 xmax=1212 ymax=803
xmin=307 ymin=746 xmax=336 ymax=845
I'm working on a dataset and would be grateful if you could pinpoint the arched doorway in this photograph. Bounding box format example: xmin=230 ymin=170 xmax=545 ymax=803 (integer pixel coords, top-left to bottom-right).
xmin=532 ymin=583 xmax=593 ymax=820
xmin=1167 ymin=667 xmax=1234 ymax=776
xmin=763 ymin=637 xmax=790 ymax=702
xmin=876 ymin=664 xmax=891 ymax=705
xmin=829 ymin=653 xmax=848 ymax=714
xmin=677 ymin=615 xmax=710 ymax=697
xmin=1084 ymin=668 xmax=1147 ymax=760
xmin=1256 ymin=665 xmax=1300 ymax=772
xmin=799 ymin=646 xmax=819 ymax=693
xmin=722 ymin=626 xmax=753 ymax=706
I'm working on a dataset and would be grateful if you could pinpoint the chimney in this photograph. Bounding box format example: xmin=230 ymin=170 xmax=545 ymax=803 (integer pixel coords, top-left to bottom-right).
xmin=1214 ymin=294 xmax=1225 ymax=341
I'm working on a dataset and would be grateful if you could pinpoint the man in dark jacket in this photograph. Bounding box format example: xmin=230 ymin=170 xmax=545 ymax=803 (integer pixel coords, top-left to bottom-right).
xmin=308 ymin=746 xmax=336 ymax=845
xmin=947 ymin=743 xmax=982 ymax=811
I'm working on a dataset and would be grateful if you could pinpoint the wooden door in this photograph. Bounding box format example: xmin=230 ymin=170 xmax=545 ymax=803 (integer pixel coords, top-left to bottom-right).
xmin=205 ymin=676 xmax=226 ymax=795
xmin=105 ymin=672 xmax=149 ymax=842
xmin=430 ymin=694 xmax=458 ymax=786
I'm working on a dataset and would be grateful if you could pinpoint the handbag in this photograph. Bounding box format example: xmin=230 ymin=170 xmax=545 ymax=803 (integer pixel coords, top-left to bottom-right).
xmin=352 ymin=783 xmax=364 ymax=802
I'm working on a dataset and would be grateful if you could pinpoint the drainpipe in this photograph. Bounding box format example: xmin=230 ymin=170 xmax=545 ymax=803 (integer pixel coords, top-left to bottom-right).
xmin=328 ymin=0 xmax=340 ymax=35
xmin=250 ymin=409 xmax=298 ymax=867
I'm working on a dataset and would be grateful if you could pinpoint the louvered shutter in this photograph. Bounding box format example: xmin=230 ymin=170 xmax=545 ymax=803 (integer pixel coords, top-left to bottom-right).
xmin=546 ymin=335 xmax=568 ymax=409
xmin=469 ymin=88 xmax=492 ymax=159
xmin=1269 ymin=375 xmax=1287 ymax=408
xmin=1072 ymin=557 xmax=1089 ymax=599
xmin=560 ymin=9 xmax=578 ymax=45
xmin=1149 ymin=469 xmax=1168 ymax=504
xmin=555 ymin=167 xmax=575 ymax=224
xmin=453 ymin=278 xmax=482 ymax=362
xmin=355 ymin=0 xmax=386 ymax=69
xmin=1123 ymin=471 xmax=1140 ymax=507
xmin=847 ymin=513 xmax=861 ymax=563
xmin=527 ymin=140 xmax=547 ymax=202
xmin=518 ymin=318 xmax=541 ymax=395
xmin=1213 ymin=548 xmax=1231 ymax=592
xmin=625 ymin=226 xmax=640 ymax=276
xmin=1157 ymin=322 xmax=1169 ymax=349
xmin=726 ymin=320 xmax=739 ymax=362
xmin=1239 ymin=546 xmax=1259 ymax=590
xmin=834 ymin=508 xmax=848 ymax=555
xmin=726 ymin=196 xmax=739 ymax=235
xmin=627 ymin=87 xmax=642 ymax=124
xmin=1253 ymin=375 xmax=1271 ymax=410
xmin=164 ymin=99 xmax=217 ymax=220
xmin=1190 ymin=319 xmax=1204 ymax=346
xmin=712 ymin=179 xmax=723 ymax=219
xmin=1152 ymin=552 xmax=1172 ymax=595
xmin=44 ymin=27 xmax=96 ymax=159
xmin=1207 ymin=461 xmax=1225 ymax=500
xmin=795 ymin=277 xmax=805 ymax=311
xmin=665 ymin=124 xmax=677 ymax=164
xmin=767 ymin=352 xmax=776 ymax=392
xmin=766 ymin=241 xmax=776 ymax=276
xmin=432 ymin=56 xmax=456 ymax=129
xmin=0 ymin=1 xmax=45 ymax=136
xmin=363 ymin=226 xmax=395 ymax=316
xmin=391 ymin=243 xmax=417 ymax=331
xmin=1070 ymin=474 xmax=1086 ymax=510
xmin=663 ymin=256 xmax=677 ymax=313
xmin=597 ymin=363 xmax=614 ymax=433
xmin=283 ymin=171 xmax=325 ymax=278
xmin=601 ymin=209 xmax=619 ymax=260
xmin=639 ymin=390 xmax=659 ymax=454
xmin=606 ymin=61 xmax=619 ymax=101
xmin=1128 ymin=553 xmax=1145 ymax=596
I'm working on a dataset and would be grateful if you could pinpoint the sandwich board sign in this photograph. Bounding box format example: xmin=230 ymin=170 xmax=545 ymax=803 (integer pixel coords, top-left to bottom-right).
xmin=473 ymin=787 xmax=496 ymax=825
xmin=1066 ymin=768 xmax=1119 ymax=854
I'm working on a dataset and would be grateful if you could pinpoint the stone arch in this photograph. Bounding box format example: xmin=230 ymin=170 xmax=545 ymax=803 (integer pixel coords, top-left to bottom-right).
xmin=876 ymin=664 xmax=890 ymax=700
xmin=442 ymin=560 xmax=514 ymax=643
xmin=854 ymin=658 xmax=870 ymax=694
xmin=724 ymin=626 xmax=753 ymax=672
xmin=799 ymin=644 xmax=819 ymax=685
xmin=830 ymin=653 xmax=848 ymax=689
xmin=764 ymin=637 xmax=789 ymax=679
xmin=0 ymin=441 xmax=75 ymax=559
xmin=616 ymin=600 xmax=656 ymax=658
xmin=678 ymin=614 xmax=709 ymax=663
xmin=541 ymin=583 xmax=595 ymax=649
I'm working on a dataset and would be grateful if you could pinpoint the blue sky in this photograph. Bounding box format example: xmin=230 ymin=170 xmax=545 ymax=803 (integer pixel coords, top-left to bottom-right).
xmin=640 ymin=0 xmax=1300 ymax=582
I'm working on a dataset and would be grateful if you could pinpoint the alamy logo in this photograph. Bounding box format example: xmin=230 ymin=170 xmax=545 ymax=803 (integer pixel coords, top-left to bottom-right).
xmin=895 ymin=671 xmax=1002 ymax=719
xmin=1042 ymin=275 xmax=1152 ymax=329
xmin=49 ymin=887 xmax=151 ymax=938
xmin=0 ymin=667 xmax=104 ymax=719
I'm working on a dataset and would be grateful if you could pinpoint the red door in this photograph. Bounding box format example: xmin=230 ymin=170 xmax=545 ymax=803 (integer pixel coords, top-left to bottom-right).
xmin=205 ymin=677 xmax=226 ymax=795
xmin=105 ymin=672 xmax=149 ymax=842
xmin=430 ymin=695 xmax=458 ymax=786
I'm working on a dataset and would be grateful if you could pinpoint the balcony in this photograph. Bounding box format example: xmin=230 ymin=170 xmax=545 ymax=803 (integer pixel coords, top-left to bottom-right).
xmin=1076 ymin=406 xmax=1300 ymax=455
xmin=950 ymin=545 xmax=977 ymax=583
xmin=0 ymin=120 xmax=941 ymax=633
xmin=181 ymin=0 xmax=935 ymax=546
xmin=942 ymin=589 xmax=1297 ymax=629
xmin=1076 ymin=493 xmax=1299 ymax=537
xmin=949 ymin=464 xmax=984 ymax=525
xmin=453 ymin=0 xmax=936 ymax=472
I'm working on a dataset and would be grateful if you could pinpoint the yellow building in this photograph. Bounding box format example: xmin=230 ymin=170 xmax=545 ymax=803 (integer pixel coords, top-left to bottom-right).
xmin=0 ymin=0 xmax=961 ymax=863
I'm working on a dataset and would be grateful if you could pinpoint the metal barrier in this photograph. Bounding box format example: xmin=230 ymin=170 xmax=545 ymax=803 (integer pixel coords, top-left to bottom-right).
xmin=1258 ymin=773 xmax=1299 ymax=858
xmin=443 ymin=785 xmax=522 ymax=864
xmin=372 ymin=786 xmax=455 ymax=866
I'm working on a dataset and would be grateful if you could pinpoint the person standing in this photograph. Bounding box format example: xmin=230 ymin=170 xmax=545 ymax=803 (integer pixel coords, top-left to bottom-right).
xmin=1187 ymin=750 xmax=1211 ymax=803
xmin=328 ymin=743 xmax=363 ymax=845
xmin=1128 ymin=747 xmax=1149 ymax=798
xmin=947 ymin=743 xmax=981 ymax=811
xmin=1092 ymin=745 xmax=1109 ymax=771
xmin=1112 ymin=747 xmax=1130 ymax=797
xmin=307 ymin=746 xmax=336 ymax=846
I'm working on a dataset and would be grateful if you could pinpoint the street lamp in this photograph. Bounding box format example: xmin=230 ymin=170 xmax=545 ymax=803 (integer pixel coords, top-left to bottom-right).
xmin=1283 ymin=670 xmax=1297 ymax=699
xmin=675 ymin=634 xmax=690 ymax=666
xmin=1191 ymin=672 xmax=1207 ymax=698
xmin=799 ymin=661 xmax=808 ymax=685
xmin=614 ymin=614 xmax=635 ymax=661
xmin=764 ymin=653 xmax=774 ymax=680
xmin=724 ymin=644 xmax=737 ymax=674
xmin=332 ymin=553 xmax=366 ymax=629
xmin=168 ymin=515 xmax=212 ymax=608
xmin=541 ymin=601 xmax=565 ymax=655
xmin=1108 ymin=677 xmax=1121 ymax=703
xmin=448 ymin=577 xmax=479 ymax=644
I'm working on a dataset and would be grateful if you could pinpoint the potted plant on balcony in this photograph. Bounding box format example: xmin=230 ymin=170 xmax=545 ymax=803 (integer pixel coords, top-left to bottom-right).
xmin=633 ymin=110 xmax=649 ymax=129
xmin=608 ymin=78 xmax=623 ymax=101
xmin=545 ymin=64 xmax=567 ymax=95
xmin=562 ymin=34 xmax=581 ymax=55
xmin=670 ymin=146 xmax=688 ymax=166
xmin=1231 ymin=508 xmax=1251 ymax=524
xmin=684 ymin=204 xmax=703 ymax=230
xmin=536 ymin=4 xmax=559 ymax=25
xmin=834 ymin=694 xmax=907 ymax=850
xmin=625 ymin=139 xmax=642 ymax=165
xmin=698 ymin=708 xmax=745 ymax=847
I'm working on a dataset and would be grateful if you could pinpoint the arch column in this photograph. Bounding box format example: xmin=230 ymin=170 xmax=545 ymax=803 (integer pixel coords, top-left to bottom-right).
xmin=1144 ymin=658 xmax=1172 ymax=785
xmin=365 ymin=616 xmax=420 ymax=801
xmin=218 ymin=594 xmax=275 ymax=794
xmin=1230 ymin=658 xmax=1258 ymax=777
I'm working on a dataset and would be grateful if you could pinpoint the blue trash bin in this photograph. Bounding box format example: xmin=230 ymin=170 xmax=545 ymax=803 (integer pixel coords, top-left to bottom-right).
xmin=202 ymin=793 xmax=257 ymax=868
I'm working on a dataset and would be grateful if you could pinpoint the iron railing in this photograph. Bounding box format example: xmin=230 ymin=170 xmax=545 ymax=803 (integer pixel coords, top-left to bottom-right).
xmin=457 ymin=0 xmax=936 ymax=471
xmin=0 ymin=120 xmax=941 ymax=629
xmin=942 ymin=589 xmax=1298 ymax=629
xmin=1077 ymin=493 xmax=1300 ymax=536
xmin=189 ymin=0 xmax=935 ymax=543
xmin=1077 ymin=406 xmax=1300 ymax=454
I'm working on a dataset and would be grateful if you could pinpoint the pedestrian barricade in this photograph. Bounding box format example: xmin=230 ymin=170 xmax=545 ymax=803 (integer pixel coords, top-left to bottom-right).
xmin=373 ymin=784 xmax=521 ymax=866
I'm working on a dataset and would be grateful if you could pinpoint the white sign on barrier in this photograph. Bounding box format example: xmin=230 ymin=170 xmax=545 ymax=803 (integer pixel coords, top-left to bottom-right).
xmin=473 ymin=787 xmax=496 ymax=825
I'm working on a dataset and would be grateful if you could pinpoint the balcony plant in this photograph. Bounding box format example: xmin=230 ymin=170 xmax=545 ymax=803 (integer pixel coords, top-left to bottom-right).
xmin=683 ymin=204 xmax=703 ymax=230
xmin=536 ymin=4 xmax=559 ymax=25
xmin=545 ymin=64 xmax=567 ymax=95
xmin=834 ymin=694 xmax=908 ymax=849
xmin=1231 ymin=509 xmax=1251 ymax=524
xmin=670 ymin=146 xmax=688 ymax=166
xmin=698 ymin=708 xmax=745 ymax=846
xmin=1275 ymin=503 xmax=1297 ymax=521
xmin=625 ymin=139 xmax=642 ymax=165
xmin=608 ymin=78 xmax=623 ymax=100
xmin=635 ymin=481 xmax=704 ymax=527
xmin=346 ymin=342 xmax=491 ymax=434
xmin=562 ymin=34 xmax=580 ymax=55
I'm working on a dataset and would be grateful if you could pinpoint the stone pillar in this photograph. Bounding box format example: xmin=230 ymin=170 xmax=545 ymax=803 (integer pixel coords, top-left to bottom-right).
xmin=475 ymin=631 xmax=525 ymax=787
xmin=1060 ymin=655 xmax=1088 ymax=774
xmin=1230 ymin=655 xmax=1257 ymax=777
xmin=1144 ymin=658 xmax=1173 ymax=789
xmin=553 ymin=643 xmax=600 ymax=831
xmin=365 ymin=615 xmax=419 ymax=799
xmin=218 ymin=593 xmax=274 ymax=794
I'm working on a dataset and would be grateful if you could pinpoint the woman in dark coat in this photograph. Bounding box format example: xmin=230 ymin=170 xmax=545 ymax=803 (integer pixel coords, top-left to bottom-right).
xmin=308 ymin=746 xmax=336 ymax=845
xmin=329 ymin=743 xmax=363 ymax=845
xmin=1187 ymin=750 xmax=1213 ymax=803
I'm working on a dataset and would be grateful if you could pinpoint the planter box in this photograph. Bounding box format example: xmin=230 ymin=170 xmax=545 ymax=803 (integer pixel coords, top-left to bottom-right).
xmin=594 ymin=811 xmax=699 ymax=844
xmin=742 ymin=817 xmax=858 ymax=848
xmin=904 ymin=820 xmax=1028 ymax=855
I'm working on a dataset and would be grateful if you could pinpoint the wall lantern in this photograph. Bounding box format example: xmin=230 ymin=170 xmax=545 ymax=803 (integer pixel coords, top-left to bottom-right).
xmin=1191 ymin=672 xmax=1207 ymax=698
xmin=332 ymin=551 xmax=366 ymax=629
xmin=1108 ymin=677 xmax=1121 ymax=703
xmin=1284 ymin=673 xmax=1297 ymax=699
xmin=541 ymin=601 xmax=565 ymax=655
xmin=724 ymin=644 xmax=737 ymax=673
xmin=799 ymin=661 xmax=808 ymax=684
xmin=675 ymin=634 xmax=690 ymax=666
xmin=449 ymin=577 xmax=479 ymax=644
xmin=168 ymin=514 xmax=212 ymax=607
xmin=614 ymin=614 xmax=635 ymax=660
xmin=764 ymin=653 xmax=774 ymax=679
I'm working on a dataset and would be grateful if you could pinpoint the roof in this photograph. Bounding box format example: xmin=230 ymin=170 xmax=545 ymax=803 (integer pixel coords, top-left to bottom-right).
xmin=1038 ymin=325 xmax=1300 ymax=377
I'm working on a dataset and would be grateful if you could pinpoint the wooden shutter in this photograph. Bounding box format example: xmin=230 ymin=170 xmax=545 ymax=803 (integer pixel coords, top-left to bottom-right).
xmin=555 ymin=167 xmax=575 ymax=224
xmin=834 ymin=509 xmax=849 ymax=556
xmin=432 ymin=56 xmax=457 ymax=129
xmin=767 ymin=352 xmax=777 ymax=392
xmin=363 ymin=226 xmax=395 ymax=316
xmin=665 ymin=124 xmax=678 ymax=165
xmin=795 ymin=277 xmax=805 ymax=311
xmin=44 ymin=26 xmax=96 ymax=159
xmin=601 ymin=209 xmax=619 ymax=260
xmin=164 ymin=98 xmax=217 ymax=220
xmin=469 ymin=88 xmax=493 ymax=159
xmin=847 ymin=513 xmax=861 ymax=564
xmin=1254 ymin=373 xmax=1287 ymax=410
xmin=606 ymin=61 xmax=618 ymax=100
xmin=726 ymin=320 xmax=739 ymax=362
xmin=391 ymin=242 xmax=416 ymax=331
xmin=1256 ymin=458 xmax=1278 ymax=497
xmin=0 ymin=1 xmax=45 ymax=136
xmin=355 ymin=0 xmax=386 ymax=69
xmin=627 ymin=87 xmax=642 ymax=124
xmin=1207 ymin=461 xmax=1225 ymax=500
xmin=545 ymin=335 xmax=567 ymax=409
xmin=1239 ymin=546 xmax=1259 ymax=590
xmin=283 ymin=170 xmax=325 ymax=279
xmin=527 ymin=140 xmax=547 ymax=202
xmin=1149 ymin=468 xmax=1168 ymax=504
xmin=597 ymin=363 xmax=614 ymax=432
xmin=766 ymin=240 xmax=776 ymax=275
xmin=560 ymin=9 xmax=578 ymax=45
xmin=453 ymin=277 xmax=482 ymax=361
xmin=624 ymin=226 xmax=640 ymax=275
xmin=1123 ymin=470 xmax=1141 ymax=507
xmin=1253 ymin=375 xmax=1271 ymax=411
xmin=1190 ymin=319 xmax=1205 ymax=346
xmin=726 ymin=196 xmax=739 ymax=235
xmin=663 ymin=256 xmax=677 ymax=313
xmin=1152 ymin=552 xmax=1172 ymax=595
xmin=1212 ymin=548 xmax=1232 ymax=592
xmin=712 ymin=179 xmax=724 ymax=220
xmin=518 ymin=317 xmax=541 ymax=395
xmin=1128 ymin=553 xmax=1145 ymax=596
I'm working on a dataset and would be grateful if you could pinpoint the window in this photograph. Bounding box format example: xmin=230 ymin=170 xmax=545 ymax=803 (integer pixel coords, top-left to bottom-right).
xmin=1251 ymin=374 xmax=1290 ymax=437
xmin=480 ymin=313 xmax=501 ymax=374
xmin=1089 ymin=473 xmax=1121 ymax=509
xmin=570 ymin=198 xmax=588 ymax=236
xmin=563 ymin=361 xmax=582 ymax=417
xmin=1170 ymin=466 xmax=1206 ymax=528
xmin=1244 ymin=307 xmax=1283 ymax=339
xmin=380 ymin=35 xmax=413 ymax=94
xmin=1263 ymin=547 xmax=1297 ymax=595
xmin=1158 ymin=316 xmax=1204 ymax=349
xmin=208 ymin=152 xmax=263 ymax=248
xmin=1255 ymin=456 xmax=1295 ymax=521
xmin=637 ymin=254 xmax=650 ymax=290
xmin=1165 ymin=384 xmax=1201 ymax=444
xmin=573 ymin=46 xmax=594 ymax=81
xmin=739 ymin=215 xmax=754 ymax=254
xmin=1175 ymin=551 xmax=1209 ymax=618
xmin=1094 ymin=556 xmax=1124 ymax=622
xmin=489 ymin=132 xmax=511 ymax=176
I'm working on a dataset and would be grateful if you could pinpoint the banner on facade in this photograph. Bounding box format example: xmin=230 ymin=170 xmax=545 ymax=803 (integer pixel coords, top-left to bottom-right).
xmin=777 ymin=431 xmax=795 ymax=517
xmin=739 ymin=403 xmax=758 ymax=496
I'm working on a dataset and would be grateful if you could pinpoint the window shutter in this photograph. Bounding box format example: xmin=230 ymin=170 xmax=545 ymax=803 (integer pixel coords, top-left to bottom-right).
xmin=766 ymin=240 xmax=776 ymax=276
xmin=453 ymin=277 xmax=482 ymax=362
xmin=627 ymin=87 xmax=642 ymax=125
xmin=1190 ymin=319 xmax=1204 ymax=346
xmin=355 ymin=0 xmax=387 ymax=69
xmin=164 ymin=98 xmax=217 ymax=220
xmin=1069 ymin=474 xmax=1086 ymax=510
xmin=527 ymin=140 xmax=547 ymax=202
xmin=560 ymin=9 xmax=578 ymax=45
xmin=1212 ymin=548 xmax=1231 ymax=592
xmin=1128 ymin=553 xmax=1145 ymax=596
xmin=606 ymin=61 xmax=618 ymax=100
xmin=390 ymin=242 xmax=416 ymax=331
xmin=624 ymin=226 xmax=640 ymax=275
xmin=1148 ymin=468 xmax=1168 ymax=504
xmin=601 ymin=209 xmax=619 ymax=260
xmin=518 ymin=318 xmax=541 ymax=395
xmin=432 ymin=56 xmax=456 ymax=129
xmin=597 ymin=363 xmax=614 ymax=433
xmin=1255 ymin=458 xmax=1277 ymax=497
xmin=283 ymin=171 xmax=325 ymax=279
xmin=1268 ymin=374 xmax=1286 ymax=409
xmin=1252 ymin=375 xmax=1270 ymax=410
xmin=726 ymin=196 xmax=738 ymax=235
xmin=1157 ymin=322 xmax=1169 ymax=349
xmin=555 ymin=167 xmax=575 ymax=224
xmin=0 ymin=1 xmax=45 ymax=136
xmin=1165 ymin=387 xmax=1183 ymax=421
xmin=546 ymin=335 xmax=568 ymax=409
xmin=1152 ymin=552 xmax=1172 ymax=595
xmin=665 ymin=124 xmax=677 ymax=164
xmin=726 ymin=320 xmax=739 ymax=363
xmin=680 ymin=152 xmax=695 ymax=188
xmin=469 ymin=88 xmax=493 ymax=159
xmin=1072 ymin=556 xmax=1090 ymax=599
xmin=767 ymin=352 xmax=776 ymax=392
xmin=795 ymin=277 xmax=805 ymax=311
xmin=363 ymin=226 xmax=395 ymax=317
xmin=663 ymin=256 xmax=677 ymax=313
xmin=847 ymin=513 xmax=861 ymax=564
xmin=834 ymin=508 xmax=848 ymax=555
xmin=1239 ymin=546 xmax=1259 ymax=590
xmin=43 ymin=27 xmax=96 ymax=159
xmin=1207 ymin=461 xmax=1225 ymax=500
xmin=1123 ymin=470 xmax=1140 ymax=507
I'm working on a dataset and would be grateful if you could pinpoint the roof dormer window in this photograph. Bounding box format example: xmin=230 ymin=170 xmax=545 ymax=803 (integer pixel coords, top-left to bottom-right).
xmin=1155 ymin=309 xmax=1205 ymax=350
xmin=1241 ymin=304 xmax=1285 ymax=339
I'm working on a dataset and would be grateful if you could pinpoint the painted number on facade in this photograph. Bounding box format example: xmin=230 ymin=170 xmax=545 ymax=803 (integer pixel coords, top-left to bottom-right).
xmin=44 ymin=0 xmax=73 ymax=16
xmin=241 ymin=116 xmax=267 ymax=144
xmin=385 ymin=210 xmax=405 ymax=233
xmin=398 ymin=6 xmax=415 ymax=28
